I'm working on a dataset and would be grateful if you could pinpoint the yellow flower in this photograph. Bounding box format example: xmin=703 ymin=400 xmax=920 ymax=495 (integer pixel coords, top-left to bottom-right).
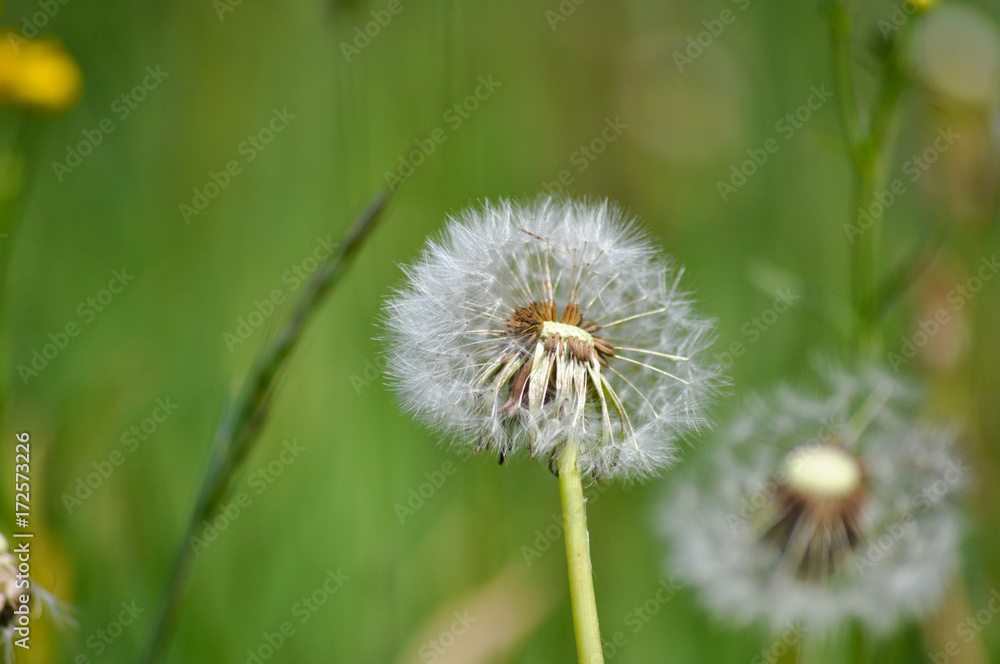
xmin=0 ymin=32 xmax=81 ymax=112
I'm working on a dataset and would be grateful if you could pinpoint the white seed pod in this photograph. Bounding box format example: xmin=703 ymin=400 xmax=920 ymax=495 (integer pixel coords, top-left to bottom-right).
xmin=383 ymin=198 xmax=720 ymax=481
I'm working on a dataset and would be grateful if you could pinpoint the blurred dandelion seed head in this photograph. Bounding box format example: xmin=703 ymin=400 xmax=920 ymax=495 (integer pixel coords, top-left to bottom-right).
xmin=0 ymin=533 xmax=24 ymax=630
xmin=757 ymin=441 xmax=869 ymax=581
xmin=0 ymin=531 xmax=72 ymax=659
xmin=663 ymin=365 xmax=965 ymax=634
xmin=383 ymin=198 xmax=719 ymax=481
xmin=908 ymin=5 xmax=1000 ymax=109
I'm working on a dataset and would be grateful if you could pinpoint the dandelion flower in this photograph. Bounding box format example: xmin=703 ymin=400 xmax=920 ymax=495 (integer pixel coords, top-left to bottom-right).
xmin=0 ymin=34 xmax=82 ymax=113
xmin=662 ymin=365 xmax=965 ymax=635
xmin=383 ymin=198 xmax=718 ymax=481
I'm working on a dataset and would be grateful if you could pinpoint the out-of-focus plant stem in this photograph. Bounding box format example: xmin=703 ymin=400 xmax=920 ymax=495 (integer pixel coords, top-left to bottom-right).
xmin=829 ymin=6 xmax=989 ymax=664
xmin=829 ymin=0 xmax=906 ymax=359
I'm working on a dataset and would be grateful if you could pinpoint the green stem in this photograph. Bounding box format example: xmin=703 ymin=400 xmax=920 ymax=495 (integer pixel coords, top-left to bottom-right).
xmin=855 ymin=70 xmax=906 ymax=358
xmin=558 ymin=442 xmax=604 ymax=664
xmin=830 ymin=0 xmax=907 ymax=359
xmin=829 ymin=0 xmax=861 ymax=161
xmin=851 ymin=163 xmax=881 ymax=357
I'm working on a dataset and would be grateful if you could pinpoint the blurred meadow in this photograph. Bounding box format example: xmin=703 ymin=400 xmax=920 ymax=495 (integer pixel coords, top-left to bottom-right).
xmin=1 ymin=0 xmax=999 ymax=662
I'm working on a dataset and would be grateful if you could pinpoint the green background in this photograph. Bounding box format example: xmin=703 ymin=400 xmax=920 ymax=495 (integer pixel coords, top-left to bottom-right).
xmin=2 ymin=0 xmax=999 ymax=662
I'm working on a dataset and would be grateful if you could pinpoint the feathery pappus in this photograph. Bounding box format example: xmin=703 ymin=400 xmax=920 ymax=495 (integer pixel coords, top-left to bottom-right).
xmin=662 ymin=366 xmax=965 ymax=634
xmin=383 ymin=198 xmax=719 ymax=480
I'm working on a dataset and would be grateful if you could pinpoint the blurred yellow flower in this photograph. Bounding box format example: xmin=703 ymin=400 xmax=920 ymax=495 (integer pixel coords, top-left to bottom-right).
xmin=0 ymin=32 xmax=81 ymax=112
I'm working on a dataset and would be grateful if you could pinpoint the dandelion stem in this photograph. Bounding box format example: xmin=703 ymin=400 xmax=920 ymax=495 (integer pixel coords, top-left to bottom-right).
xmin=829 ymin=0 xmax=907 ymax=358
xmin=829 ymin=1 xmax=861 ymax=159
xmin=558 ymin=441 xmax=605 ymax=664
xmin=140 ymin=190 xmax=390 ymax=664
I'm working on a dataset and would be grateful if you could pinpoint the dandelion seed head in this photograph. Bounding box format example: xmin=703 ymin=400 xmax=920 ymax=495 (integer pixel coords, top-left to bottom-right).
xmin=383 ymin=198 xmax=719 ymax=480
xmin=0 ymin=534 xmax=22 ymax=631
xmin=909 ymin=4 xmax=1000 ymax=108
xmin=662 ymin=365 xmax=965 ymax=635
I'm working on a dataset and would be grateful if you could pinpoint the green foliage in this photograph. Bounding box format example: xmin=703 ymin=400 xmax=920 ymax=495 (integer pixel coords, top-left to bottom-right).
xmin=2 ymin=0 xmax=998 ymax=662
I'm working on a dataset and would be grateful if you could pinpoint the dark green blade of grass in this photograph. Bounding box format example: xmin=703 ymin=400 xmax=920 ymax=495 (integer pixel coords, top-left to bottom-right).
xmin=141 ymin=189 xmax=390 ymax=664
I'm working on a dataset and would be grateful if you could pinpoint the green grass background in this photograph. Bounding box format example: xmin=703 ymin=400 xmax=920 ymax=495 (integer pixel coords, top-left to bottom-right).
xmin=2 ymin=0 xmax=999 ymax=662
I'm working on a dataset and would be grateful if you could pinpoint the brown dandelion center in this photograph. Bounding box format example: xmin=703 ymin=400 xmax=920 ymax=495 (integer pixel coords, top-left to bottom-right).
xmin=0 ymin=566 xmax=25 ymax=628
xmin=506 ymin=301 xmax=615 ymax=365
xmin=756 ymin=442 xmax=869 ymax=579
xmin=494 ymin=301 xmax=618 ymax=418
xmin=476 ymin=300 xmax=630 ymax=464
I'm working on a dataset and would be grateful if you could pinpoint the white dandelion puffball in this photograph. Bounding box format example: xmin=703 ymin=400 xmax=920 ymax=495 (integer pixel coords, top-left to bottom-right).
xmin=1 ymin=531 xmax=71 ymax=656
xmin=662 ymin=366 xmax=966 ymax=635
xmin=0 ymin=533 xmax=25 ymax=629
xmin=383 ymin=198 xmax=718 ymax=481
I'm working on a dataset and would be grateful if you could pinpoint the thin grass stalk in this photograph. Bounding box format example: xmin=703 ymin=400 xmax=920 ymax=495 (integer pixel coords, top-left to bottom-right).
xmin=141 ymin=190 xmax=390 ymax=664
